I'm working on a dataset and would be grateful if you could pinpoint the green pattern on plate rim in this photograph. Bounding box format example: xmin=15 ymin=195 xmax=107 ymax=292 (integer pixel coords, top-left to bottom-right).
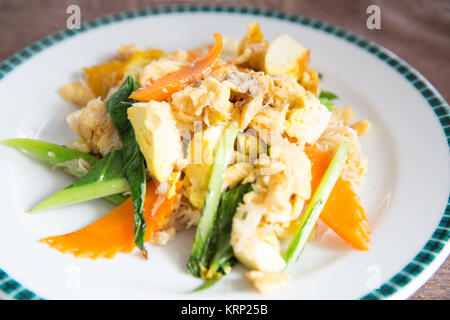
xmin=0 ymin=4 xmax=448 ymax=300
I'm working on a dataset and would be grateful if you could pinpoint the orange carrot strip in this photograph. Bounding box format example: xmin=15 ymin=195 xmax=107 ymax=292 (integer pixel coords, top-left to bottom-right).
xmin=40 ymin=180 xmax=179 ymax=259
xmin=129 ymin=33 xmax=223 ymax=102
xmin=305 ymin=145 xmax=371 ymax=250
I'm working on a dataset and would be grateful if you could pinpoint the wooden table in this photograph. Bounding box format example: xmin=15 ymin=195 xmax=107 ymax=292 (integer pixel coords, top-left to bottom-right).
xmin=0 ymin=0 xmax=448 ymax=299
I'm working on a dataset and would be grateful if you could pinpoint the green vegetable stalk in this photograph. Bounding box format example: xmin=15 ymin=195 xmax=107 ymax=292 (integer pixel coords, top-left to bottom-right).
xmin=2 ymin=138 xmax=98 ymax=174
xmin=106 ymin=75 xmax=148 ymax=257
xmin=2 ymin=138 xmax=128 ymax=205
xmin=193 ymin=183 xmax=252 ymax=292
xmin=283 ymin=141 xmax=350 ymax=268
xmin=30 ymin=150 xmax=129 ymax=212
xmin=187 ymin=121 xmax=239 ymax=277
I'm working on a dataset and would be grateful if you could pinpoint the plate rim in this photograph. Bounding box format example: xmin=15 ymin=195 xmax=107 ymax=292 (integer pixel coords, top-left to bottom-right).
xmin=0 ymin=4 xmax=448 ymax=300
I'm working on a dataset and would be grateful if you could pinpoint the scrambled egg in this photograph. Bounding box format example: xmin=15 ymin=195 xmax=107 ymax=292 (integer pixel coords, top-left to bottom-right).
xmin=222 ymin=162 xmax=254 ymax=191
xmin=66 ymin=98 xmax=121 ymax=155
xmin=60 ymin=81 xmax=95 ymax=107
xmin=234 ymin=23 xmax=268 ymax=71
xmin=127 ymin=101 xmax=183 ymax=182
xmin=183 ymin=126 xmax=225 ymax=209
xmin=285 ymin=92 xmax=331 ymax=145
xmin=171 ymin=76 xmax=234 ymax=129
xmin=246 ymin=270 xmax=290 ymax=294
xmin=264 ymin=34 xmax=308 ymax=81
xmin=139 ymin=58 xmax=188 ymax=87
xmin=230 ymin=138 xmax=312 ymax=272
xmin=269 ymin=138 xmax=312 ymax=204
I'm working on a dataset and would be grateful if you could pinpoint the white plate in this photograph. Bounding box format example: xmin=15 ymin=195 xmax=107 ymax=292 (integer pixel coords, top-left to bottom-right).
xmin=0 ymin=6 xmax=448 ymax=300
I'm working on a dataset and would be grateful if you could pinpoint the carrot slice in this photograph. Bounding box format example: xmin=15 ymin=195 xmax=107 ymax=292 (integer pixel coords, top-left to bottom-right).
xmin=40 ymin=180 xmax=179 ymax=259
xmin=129 ymin=33 xmax=223 ymax=102
xmin=305 ymin=145 xmax=371 ymax=250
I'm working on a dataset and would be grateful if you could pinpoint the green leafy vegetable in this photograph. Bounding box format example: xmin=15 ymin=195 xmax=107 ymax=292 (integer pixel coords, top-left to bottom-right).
xmin=206 ymin=183 xmax=252 ymax=277
xmin=193 ymin=183 xmax=252 ymax=292
xmin=30 ymin=150 xmax=129 ymax=212
xmin=319 ymin=90 xmax=338 ymax=112
xmin=191 ymin=279 xmax=220 ymax=293
xmin=319 ymin=91 xmax=338 ymax=100
xmin=106 ymin=75 xmax=148 ymax=256
xmin=187 ymin=121 xmax=239 ymax=277
xmin=102 ymin=193 xmax=128 ymax=205
xmin=2 ymin=138 xmax=128 ymax=205
xmin=319 ymin=98 xmax=334 ymax=112
xmin=283 ymin=141 xmax=350 ymax=268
